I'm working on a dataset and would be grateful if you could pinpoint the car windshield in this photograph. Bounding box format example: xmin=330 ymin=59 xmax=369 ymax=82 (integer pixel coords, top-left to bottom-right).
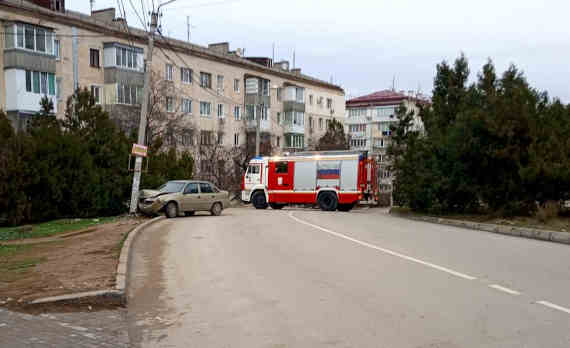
xmin=158 ymin=182 xmax=186 ymax=193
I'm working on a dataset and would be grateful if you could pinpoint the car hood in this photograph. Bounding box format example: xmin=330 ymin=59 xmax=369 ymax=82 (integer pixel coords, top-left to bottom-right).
xmin=139 ymin=189 xmax=177 ymax=199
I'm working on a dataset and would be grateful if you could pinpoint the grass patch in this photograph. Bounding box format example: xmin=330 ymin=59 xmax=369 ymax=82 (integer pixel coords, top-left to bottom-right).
xmin=0 ymin=245 xmax=45 ymax=282
xmin=0 ymin=217 xmax=118 ymax=241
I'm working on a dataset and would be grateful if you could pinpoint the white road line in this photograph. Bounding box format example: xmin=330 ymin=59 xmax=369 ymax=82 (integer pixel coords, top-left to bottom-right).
xmin=489 ymin=284 xmax=521 ymax=295
xmin=536 ymin=301 xmax=570 ymax=315
xmin=288 ymin=212 xmax=477 ymax=281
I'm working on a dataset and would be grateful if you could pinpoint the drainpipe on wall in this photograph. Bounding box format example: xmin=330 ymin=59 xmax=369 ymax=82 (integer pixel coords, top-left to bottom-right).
xmin=72 ymin=26 xmax=78 ymax=91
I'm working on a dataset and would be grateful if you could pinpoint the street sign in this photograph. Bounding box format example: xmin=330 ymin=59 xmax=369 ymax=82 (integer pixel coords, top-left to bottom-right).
xmin=131 ymin=144 xmax=148 ymax=157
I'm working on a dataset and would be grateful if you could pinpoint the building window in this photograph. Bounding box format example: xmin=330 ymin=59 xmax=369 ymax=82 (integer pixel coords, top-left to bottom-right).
xmin=40 ymin=72 xmax=48 ymax=94
xmin=200 ymin=72 xmax=212 ymax=88
xmin=234 ymin=78 xmax=240 ymax=92
xmin=25 ymin=71 xmax=32 ymax=92
xmin=318 ymin=118 xmax=323 ymax=129
xmin=56 ymin=77 xmax=62 ymax=100
xmin=295 ymin=87 xmax=304 ymax=103
xmin=262 ymin=79 xmax=270 ymax=96
xmin=165 ymin=64 xmax=173 ymax=81
xmin=90 ymin=85 xmax=101 ymax=104
xmin=285 ymin=134 xmax=304 ymax=149
xmin=181 ymin=68 xmax=192 ymax=84
xmin=277 ymin=136 xmax=280 ymax=147
xmin=89 ymin=48 xmax=100 ymax=68
xmin=326 ymin=98 xmax=333 ymax=109
xmin=116 ymin=46 xmax=138 ymax=69
xmin=200 ymin=130 xmax=213 ymax=145
xmin=277 ymin=112 xmax=281 ymax=124
xmin=349 ymin=124 xmax=366 ymax=132
xmin=217 ymin=103 xmax=224 ymax=118
xmin=276 ymin=88 xmax=282 ymax=101
xmin=182 ymin=132 xmax=194 ymax=146
xmin=217 ymin=133 xmax=224 ymax=145
xmin=351 ymin=139 xmax=367 ymax=148
xmin=309 ymin=116 xmax=313 ymax=129
xmin=16 ymin=24 xmax=24 ymax=48
xmin=182 ymin=98 xmax=192 ymax=114
xmin=200 ymin=101 xmax=211 ymax=116
xmin=117 ymin=85 xmax=142 ymax=105
xmin=24 ymin=25 xmax=34 ymax=50
xmin=217 ymin=75 xmax=224 ymax=95
xmin=234 ymin=133 xmax=239 ymax=146
xmin=317 ymin=96 xmax=323 ymax=108
xmin=234 ymin=106 xmax=241 ymax=120
xmin=166 ymin=96 xmax=174 ymax=112
xmin=54 ymin=39 xmax=60 ymax=59
xmin=25 ymin=70 xmax=56 ymax=96
xmin=309 ymin=95 xmax=313 ymax=105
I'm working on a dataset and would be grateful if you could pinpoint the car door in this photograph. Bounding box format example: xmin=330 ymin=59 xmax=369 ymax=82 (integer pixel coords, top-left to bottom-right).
xmin=198 ymin=182 xmax=216 ymax=210
xmin=181 ymin=183 xmax=200 ymax=211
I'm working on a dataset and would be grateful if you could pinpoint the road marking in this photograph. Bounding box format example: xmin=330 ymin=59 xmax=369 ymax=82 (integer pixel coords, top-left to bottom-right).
xmin=536 ymin=301 xmax=570 ymax=315
xmin=288 ymin=212 xmax=477 ymax=281
xmin=489 ymin=284 xmax=521 ymax=295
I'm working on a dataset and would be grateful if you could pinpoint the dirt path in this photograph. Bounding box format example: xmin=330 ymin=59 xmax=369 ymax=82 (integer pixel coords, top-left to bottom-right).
xmin=0 ymin=217 xmax=147 ymax=309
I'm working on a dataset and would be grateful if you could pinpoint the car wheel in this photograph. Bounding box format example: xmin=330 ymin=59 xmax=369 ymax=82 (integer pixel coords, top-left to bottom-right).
xmin=165 ymin=202 xmax=178 ymax=218
xmin=337 ymin=203 xmax=354 ymax=212
xmin=185 ymin=211 xmax=195 ymax=217
xmin=269 ymin=203 xmax=284 ymax=210
xmin=252 ymin=192 xmax=268 ymax=210
xmin=318 ymin=192 xmax=338 ymax=211
xmin=211 ymin=202 xmax=223 ymax=216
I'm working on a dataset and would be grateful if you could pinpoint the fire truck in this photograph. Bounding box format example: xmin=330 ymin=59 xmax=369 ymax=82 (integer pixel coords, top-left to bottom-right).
xmin=241 ymin=150 xmax=378 ymax=211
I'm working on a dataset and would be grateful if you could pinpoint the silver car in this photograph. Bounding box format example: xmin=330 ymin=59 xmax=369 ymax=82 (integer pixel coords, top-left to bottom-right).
xmin=138 ymin=180 xmax=230 ymax=218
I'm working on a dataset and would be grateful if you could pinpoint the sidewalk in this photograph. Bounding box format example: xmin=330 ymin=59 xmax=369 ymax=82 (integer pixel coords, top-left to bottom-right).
xmin=0 ymin=308 xmax=128 ymax=347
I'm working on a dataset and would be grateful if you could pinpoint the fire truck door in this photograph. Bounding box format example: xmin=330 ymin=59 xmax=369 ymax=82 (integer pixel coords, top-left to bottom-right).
xmin=245 ymin=163 xmax=261 ymax=186
xmin=272 ymin=161 xmax=294 ymax=190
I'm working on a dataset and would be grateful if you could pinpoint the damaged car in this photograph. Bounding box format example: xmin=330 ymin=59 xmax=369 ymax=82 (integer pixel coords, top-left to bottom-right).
xmin=138 ymin=180 xmax=230 ymax=218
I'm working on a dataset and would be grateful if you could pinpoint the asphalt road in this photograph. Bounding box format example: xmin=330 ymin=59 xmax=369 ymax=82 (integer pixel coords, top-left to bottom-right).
xmin=127 ymin=207 xmax=570 ymax=348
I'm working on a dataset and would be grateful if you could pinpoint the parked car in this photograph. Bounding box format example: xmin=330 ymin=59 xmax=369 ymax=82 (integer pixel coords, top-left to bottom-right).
xmin=138 ymin=180 xmax=230 ymax=218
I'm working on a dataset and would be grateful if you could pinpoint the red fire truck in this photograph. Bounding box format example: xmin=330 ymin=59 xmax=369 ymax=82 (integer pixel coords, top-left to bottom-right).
xmin=241 ymin=150 xmax=378 ymax=211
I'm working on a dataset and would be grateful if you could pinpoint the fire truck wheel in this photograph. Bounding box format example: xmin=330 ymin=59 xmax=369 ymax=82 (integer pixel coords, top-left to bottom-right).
xmin=270 ymin=203 xmax=285 ymax=210
xmin=252 ymin=191 xmax=268 ymax=209
xmin=337 ymin=203 xmax=354 ymax=212
xmin=318 ymin=192 xmax=338 ymax=211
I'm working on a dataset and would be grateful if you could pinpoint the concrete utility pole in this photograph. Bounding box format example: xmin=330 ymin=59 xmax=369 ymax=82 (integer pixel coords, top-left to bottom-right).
xmin=129 ymin=11 xmax=157 ymax=214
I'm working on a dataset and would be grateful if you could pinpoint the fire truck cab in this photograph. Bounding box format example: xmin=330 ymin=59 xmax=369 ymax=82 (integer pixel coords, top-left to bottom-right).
xmin=241 ymin=150 xmax=378 ymax=212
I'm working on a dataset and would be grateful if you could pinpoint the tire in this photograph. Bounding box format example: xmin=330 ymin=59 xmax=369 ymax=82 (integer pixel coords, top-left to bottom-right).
xmin=184 ymin=211 xmax=195 ymax=217
xmin=165 ymin=202 xmax=178 ymax=218
xmin=252 ymin=191 xmax=268 ymax=210
xmin=270 ymin=203 xmax=285 ymax=210
xmin=210 ymin=202 xmax=223 ymax=216
xmin=318 ymin=192 xmax=338 ymax=211
xmin=337 ymin=203 xmax=354 ymax=212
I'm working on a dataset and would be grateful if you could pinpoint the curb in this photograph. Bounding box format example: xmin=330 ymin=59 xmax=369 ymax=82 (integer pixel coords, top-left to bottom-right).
xmin=115 ymin=216 xmax=164 ymax=300
xmin=28 ymin=216 xmax=165 ymax=306
xmin=390 ymin=212 xmax=570 ymax=245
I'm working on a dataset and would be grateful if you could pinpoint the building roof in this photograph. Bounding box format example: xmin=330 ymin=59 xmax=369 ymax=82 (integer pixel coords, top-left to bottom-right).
xmin=346 ymin=90 xmax=431 ymax=108
xmin=346 ymin=90 xmax=411 ymax=107
xmin=2 ymin=0 xmax=344 ymax=93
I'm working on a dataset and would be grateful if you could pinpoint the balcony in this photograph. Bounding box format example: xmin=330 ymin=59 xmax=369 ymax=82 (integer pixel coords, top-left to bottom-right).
xmin=281 ymin=120 xmax=303 ymax=134
xmin=349 ymin=131 xmax=366 ymax=138
xmin=246 ymin=118 xmax=271 ymax=132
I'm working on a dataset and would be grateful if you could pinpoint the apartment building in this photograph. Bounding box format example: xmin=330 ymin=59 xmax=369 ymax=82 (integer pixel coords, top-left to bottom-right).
xmin=345 ymin=90 xmax=424 ymax=194
xmin=0 ymin=0 xmax=345 ymax=163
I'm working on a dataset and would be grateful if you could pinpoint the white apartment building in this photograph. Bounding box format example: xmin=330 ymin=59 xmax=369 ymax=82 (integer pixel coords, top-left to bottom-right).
xmin=345 ymin=90 xmax=424 ymax=194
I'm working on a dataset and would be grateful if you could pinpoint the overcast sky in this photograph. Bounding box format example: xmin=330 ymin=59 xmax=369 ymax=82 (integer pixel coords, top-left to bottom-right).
xmin=68 ymin=0 xmax=570 ymax=102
